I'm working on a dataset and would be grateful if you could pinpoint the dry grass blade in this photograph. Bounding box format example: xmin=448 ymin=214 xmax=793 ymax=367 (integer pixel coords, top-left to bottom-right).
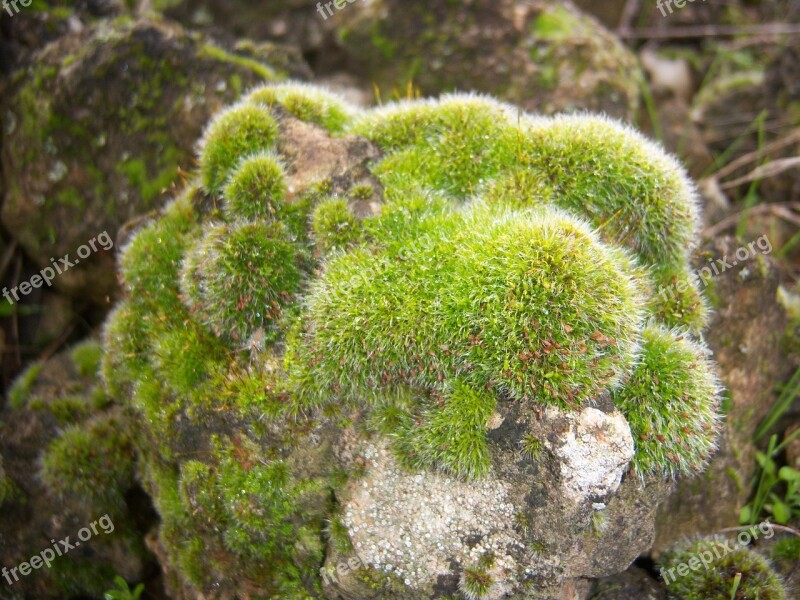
xmin=720 ymin=156 xmax=800 ymax=190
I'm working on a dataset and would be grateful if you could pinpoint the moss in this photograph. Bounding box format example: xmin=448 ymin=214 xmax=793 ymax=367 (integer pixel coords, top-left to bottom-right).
xmin=771 ymin=537 xmax=800 ymax=561
xmin=179 ymin=221 xmax=302 ymax=346
xmin=223 ymin=151 xmax=287 ymax=222
xmin=660 ymin=537 xmax=787 ymax=600
xmin=612 ymin=324 xmax=723 ymax=478
xmin=173 ymin=435 xmax=328 ymax=594
xmin=532 ymin=5 xmax=579 ymax=40
xmin=311 ymin=197 xmax=363 ymax=253
xmin=30 ymin=394 xmax=93 ymax=425
xmin=197 ymin=102 xmax=281 ymax=194
xmin=99 ymin=83 xmax=724 ymax=594
xmin=246 ymin=83 xmax=354 ymax=133
xmin=198 ymin=43 xmax=279 ymax=83
xmin=8 ymin=362 xmax=44 ymax=409
xmin=292 ymin=206 xmax=644 ymax=414
xmin=520 ymin=434 xmax=543 ymax=459
xmin=390 ymin=381 xmax=497 ymax=479
xmin=70 ymin=339 xmax=104 ymax=377
xmin=40 ymin=413 xmax=137 ymax=511
xmin=460 ymin=563 xmax=494 ymax=600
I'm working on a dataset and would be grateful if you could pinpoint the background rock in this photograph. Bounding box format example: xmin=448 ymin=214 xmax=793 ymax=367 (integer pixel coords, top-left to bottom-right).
xmin=0 ymin=17 xmax=305 ymax=303
xmin=652 ymin=237 xmax=793 ymax=554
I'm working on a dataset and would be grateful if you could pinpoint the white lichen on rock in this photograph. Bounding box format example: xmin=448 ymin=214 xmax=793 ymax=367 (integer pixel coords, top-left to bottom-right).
xmin=342 ymin=442 xmax=525 ymax=596
xmin=545 ymin=407 xmax=634 ymax=503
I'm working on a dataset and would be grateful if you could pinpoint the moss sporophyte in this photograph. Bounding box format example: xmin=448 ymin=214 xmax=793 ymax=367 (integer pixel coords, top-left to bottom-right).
xmin=103 ymin=83 xmax=724 ymax=595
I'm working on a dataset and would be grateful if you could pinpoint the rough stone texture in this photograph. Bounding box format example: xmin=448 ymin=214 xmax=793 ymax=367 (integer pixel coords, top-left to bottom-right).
xmin=590 ymin=565 xmax=667 ymax=600
xmin=651 ymin=237 xmax=793 ymax=554
xmin=0 ymin=17 xmax=303 ymax=302
xmin=328 ymin=403 xmax=671 ymax=599
xmin=332 ymin=0 xmax=641 ymax=121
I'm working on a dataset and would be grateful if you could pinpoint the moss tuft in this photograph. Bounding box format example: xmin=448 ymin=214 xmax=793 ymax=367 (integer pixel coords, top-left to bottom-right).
xmin=69 ymin=339 xmax=104 ymax=378
xmin=246 ymin=82 xmax=353 ymax=133
xmin=223 ymin=151 xmax=287 ymax=222
xmin=8 ymin=362 xmax=44 ymax=409
xmin=40 ymin=413 xmax=137 ymax=511
xmin=198 ymin=102 xmax=280 ymax=194
xmin=180 ymin=221 xmax=302 ymax=346
xmin=311 ymin=197 xmax=363 ymax=253
xmin=612 ymin=324 xmax=723 ymax=477
xmin=660 ymin=536 xmax=787 ymax=600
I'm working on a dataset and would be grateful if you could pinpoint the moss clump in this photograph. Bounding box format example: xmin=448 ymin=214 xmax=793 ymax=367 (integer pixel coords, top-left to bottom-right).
xmin=660 ymin=537 xmax=787 ymax=600
xmin=69 ymin=339 xmax=104 ymax=377
xmin=611 ymin=324 xmax=722 ymax=477
xmin=180 ymin=221 xmax=302 ymax=345
xmin=40 ymin=413 xmax=137 ymax=511
xmin=385 ymin=381 xmax=497 ymax=479
xmin=291 ymin=206 xmax=645 ymax=414
xmin=8 ymin=362 xmax=44 ymax=409
xmin=311 ymin=196 xmax=363 ymax=253
xmin=246 ymin=82 xmax=353 ymax=133
xmin=459 ymin=564 xmax=494 ymax=600
xmin=222 ymin=151 xmax=287 ymax=222
xmin=172 ymin=435 xmax=328 ymax=595
xmin=198 ymin=102 xmax=280 ymax=194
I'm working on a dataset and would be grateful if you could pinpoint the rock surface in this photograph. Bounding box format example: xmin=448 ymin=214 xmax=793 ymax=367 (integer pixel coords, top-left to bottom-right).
xmin=0 ymin=342 xmax=151 ymax=599
xmin=652 ymin=237 xmax=793 ymax=554
xmin=0 ymin=17 xmax=303 ymax=302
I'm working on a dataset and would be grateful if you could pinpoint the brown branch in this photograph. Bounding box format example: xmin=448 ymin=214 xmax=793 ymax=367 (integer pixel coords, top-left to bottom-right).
xmin=618 ymin=23 xmax=800 ymax=40
xmin=713 ymin=130 xmax=800 ymax=181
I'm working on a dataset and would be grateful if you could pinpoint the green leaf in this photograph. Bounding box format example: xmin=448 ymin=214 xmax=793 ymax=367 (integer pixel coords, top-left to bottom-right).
xmin=739 ymin=504 xmax=752 ymax=525
xmin=778 ymin=466 xmax=800 ymax=481
xmin=771 ymin=501 xmax=792 ymax=524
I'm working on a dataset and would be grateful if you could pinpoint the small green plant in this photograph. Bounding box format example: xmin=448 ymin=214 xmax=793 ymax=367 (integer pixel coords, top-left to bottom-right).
xmin=459 ymin=565 xmax=494 ymax=600
xmin=520 ymin=434 xmax=543 ymax=459
xmin=104 ymin=575 xmax=144 ymax=600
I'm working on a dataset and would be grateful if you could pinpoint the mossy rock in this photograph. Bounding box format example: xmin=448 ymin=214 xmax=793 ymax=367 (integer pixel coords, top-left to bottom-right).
xmin=103 ymin=83 xmax=722 ymax=597
xmin=0 ymin=17 xmax=304 ymax=302
xmin=334 ymin=0 xmax=641 ymax=121
xmin=0 ymin=342 xmax=151 ymax=599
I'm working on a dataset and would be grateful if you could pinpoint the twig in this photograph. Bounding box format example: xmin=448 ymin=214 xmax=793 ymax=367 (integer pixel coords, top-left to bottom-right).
xmin=0 ymin=238 xmax=17 ymax=281
xmin=701 ymin=202 xmax=800 ymax=239
xmin=718 ymin=524 xmax=800 ymax=537
xmin=713 ymin=130 xmax=800 ymax=181
xmin=618 ymin=23 xmax=800 ymax=40
xmin=618 ymin=0 xmax=641 ymax=31
xmin=720 ymin=156 xmax=800 ymax=190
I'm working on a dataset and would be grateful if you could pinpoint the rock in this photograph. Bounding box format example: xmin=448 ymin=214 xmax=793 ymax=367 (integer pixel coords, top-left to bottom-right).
xmin=327 ymin=404 xmax=670 ymax=598
xmin=102 ymin=84 xmax=722 ymax=598
xmin=332 ymin=0 xmax=641 ymax=121
xmin=0 ymin=340 xmax=152 ymax=598
xmin=651 ymin=237 xmax=793 ymax=554
xmin=159 ymin=0 xmax=328 ymax=51
xmin=0 ymin=17 xmax=306 ymax=303
xmin=590 ymin=566 xmax=667 ymax=600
